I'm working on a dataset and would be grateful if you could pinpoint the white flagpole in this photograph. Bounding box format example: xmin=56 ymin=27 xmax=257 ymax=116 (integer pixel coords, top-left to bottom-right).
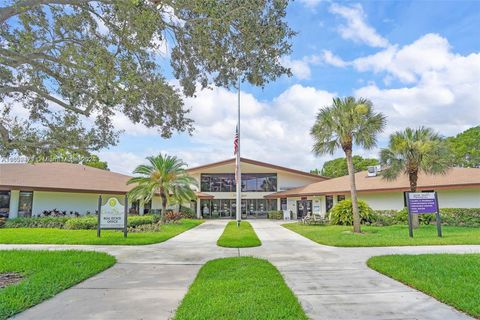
xmin=236 ymin=75 xmax=241 ymax=226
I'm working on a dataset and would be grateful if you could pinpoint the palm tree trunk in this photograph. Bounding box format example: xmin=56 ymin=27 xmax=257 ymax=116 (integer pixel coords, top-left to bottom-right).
xmin=409 ymin=169 xmax=420 ymax=228
xmin=160 ymin=194 xmax=167 ymax=223
xmin=345 ymin=148 xmax=361 ymax=233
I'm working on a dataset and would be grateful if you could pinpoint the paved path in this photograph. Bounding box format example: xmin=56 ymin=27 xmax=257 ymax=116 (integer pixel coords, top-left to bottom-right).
xmin=2 ymin=220 xmax=480 ymax=320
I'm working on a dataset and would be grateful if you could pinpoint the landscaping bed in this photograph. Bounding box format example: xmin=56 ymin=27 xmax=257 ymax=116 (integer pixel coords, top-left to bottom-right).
xmin=368 ymin=254 xmax=480 ymax=318
xmin=217 ymin=221 xmax=261 ymax=248
xmin=0 ymin=250 xmax=115 ymax=319
xmin=283 ymin=223 xmax=480 ymax=247
xmin=0 ymin=219 xmax=203 ymax=245
xmin=174 ymin=257 xmax=307 ymax=320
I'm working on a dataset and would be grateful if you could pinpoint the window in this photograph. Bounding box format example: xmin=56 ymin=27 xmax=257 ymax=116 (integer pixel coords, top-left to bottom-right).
xmin=143 ymin=200 xmax=152 ymax=214
xmin=0 ymin=191 xmax=10 ymax=217
xmin=199 ymin=198 xmax=277 ymax=218
xmin=280 ymin=198 xmax=287 ymax=211
xmin=326 ymin=195 xmax=334 ymax=212
xmin=200 ymin=173 xmax=277 ymax=192
xmin=18 ymin=191 xmax=33 ymax=217
xmin=337 ymin=195 xmax=345 ymax=202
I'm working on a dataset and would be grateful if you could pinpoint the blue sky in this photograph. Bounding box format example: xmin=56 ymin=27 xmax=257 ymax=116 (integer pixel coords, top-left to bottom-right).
xmin=99 ymin=0 xmax=480 ymax=174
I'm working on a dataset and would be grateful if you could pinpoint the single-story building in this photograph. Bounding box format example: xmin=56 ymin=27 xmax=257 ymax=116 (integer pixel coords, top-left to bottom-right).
xmin=1 ymin=160 xmax=479 ymax=219
xmin=266 ymin=166 xmax=480 ymax=219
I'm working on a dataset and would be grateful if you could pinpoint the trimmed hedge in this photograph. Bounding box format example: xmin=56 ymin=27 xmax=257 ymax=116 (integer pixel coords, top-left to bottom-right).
xmin=267 ymin=211 xmax=283 ymax=220
xmin=371 ymin=208 xmax=480 ymax=227
xmin=3 ymin=214 xmax=160 ymax=230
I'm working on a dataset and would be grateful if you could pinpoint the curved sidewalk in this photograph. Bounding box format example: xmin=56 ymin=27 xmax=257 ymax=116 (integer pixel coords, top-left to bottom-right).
xmin=2 ymin=220 xmax=480 ymax=319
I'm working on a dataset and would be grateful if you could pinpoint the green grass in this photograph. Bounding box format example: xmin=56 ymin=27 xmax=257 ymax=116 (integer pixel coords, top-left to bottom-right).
xmin=174 ymin=257 xmax=307 ymax=320
xmin=217 ymin=221 xmax=261 ymax=248
xmin=0 ymin=219 xmax=203 ymax=245
xmin=283 ymin=223 xmax=480 ymax=247
xmin=0 ymin=250 xmax=115 ymax=319
xmin=368 ymin=254 xmax=480 ymax=318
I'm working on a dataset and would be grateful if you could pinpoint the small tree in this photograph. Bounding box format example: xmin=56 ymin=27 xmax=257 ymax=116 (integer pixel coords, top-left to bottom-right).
xmin=311 ymin=97 xmax=386 ymax=233
xmin=127 ymin=154 xmax=197 ymax=222
xmin=380 ymin=127 xmax=452 ymax=228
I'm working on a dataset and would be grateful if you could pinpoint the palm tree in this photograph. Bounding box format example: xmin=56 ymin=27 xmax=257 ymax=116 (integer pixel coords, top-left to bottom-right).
xmin=311 ymin=97 xmax=386 ymax=233
xmin=380 ymin=127 xmax=451 ymax=227
xmin=127 ymin=154 xmax=197 ymax=222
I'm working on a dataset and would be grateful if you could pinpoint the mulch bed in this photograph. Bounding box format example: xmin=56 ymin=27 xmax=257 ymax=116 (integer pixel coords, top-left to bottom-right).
xmin=0 ymin=272 xmax=23 ymax=288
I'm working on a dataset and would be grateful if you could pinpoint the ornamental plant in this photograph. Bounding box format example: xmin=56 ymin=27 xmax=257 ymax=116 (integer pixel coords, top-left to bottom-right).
xmin=329 ymin=199 xmax=374 ymax=226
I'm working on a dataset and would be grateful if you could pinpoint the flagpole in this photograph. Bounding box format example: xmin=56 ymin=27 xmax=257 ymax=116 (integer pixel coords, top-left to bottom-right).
xmin=236 ymin=75 xmax=241 ymax=226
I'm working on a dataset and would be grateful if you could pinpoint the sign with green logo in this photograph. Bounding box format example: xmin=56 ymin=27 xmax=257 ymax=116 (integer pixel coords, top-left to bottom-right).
xmin=97 ymin=195 xmax=128 ymax=237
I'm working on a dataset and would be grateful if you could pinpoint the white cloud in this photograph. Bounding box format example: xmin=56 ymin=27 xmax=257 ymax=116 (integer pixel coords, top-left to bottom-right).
xmin=102 ymin=84 xmax=336 ymax=174
xmin=298 ymin=0 xmax=323 ymax=9
xmin=321 ymin=50 xmax=349 ymax=67
xmin=281 ymin=55 xmax=321 ymax=80
xmin=329 ymin=3 xmax=390 ymax=48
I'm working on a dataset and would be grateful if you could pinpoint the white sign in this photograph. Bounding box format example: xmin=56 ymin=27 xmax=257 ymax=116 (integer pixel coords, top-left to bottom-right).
xmin=100 ymin=197 xmax=125 ymax=229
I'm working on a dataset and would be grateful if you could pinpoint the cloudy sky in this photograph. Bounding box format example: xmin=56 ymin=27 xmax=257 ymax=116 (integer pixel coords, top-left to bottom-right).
xmin=99 ymin=0 xmax=480 ymax=174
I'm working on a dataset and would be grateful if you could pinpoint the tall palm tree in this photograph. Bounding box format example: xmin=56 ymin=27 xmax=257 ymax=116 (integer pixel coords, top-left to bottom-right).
xmin=127 ymin=154 xmax=197 ymax=222
xmin=380 ymin=127 xmax=451 ymax=227
xmin=311 ymin=97 xmax=386 ymax=233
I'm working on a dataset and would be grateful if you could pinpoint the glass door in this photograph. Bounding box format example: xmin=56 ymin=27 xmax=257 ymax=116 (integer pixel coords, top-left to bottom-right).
xmin=18 ymin=191 xmax=33 ymax=217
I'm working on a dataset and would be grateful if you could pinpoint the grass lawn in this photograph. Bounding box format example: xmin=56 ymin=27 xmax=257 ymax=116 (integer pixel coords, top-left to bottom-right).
xmin=217 ymin=221 xmax=261 ymax=248
xmin=0 ymin=250 xmax=115 ymax=319
xmin=0 ymin=219 xmax=203 ymax=245
xmin=283 ymin=223 xmax=480 ymax=247
xmin=368 ymin=254 xmax=480 ymax=318
xmin=174 ymin=257 xmax=307 ymax=320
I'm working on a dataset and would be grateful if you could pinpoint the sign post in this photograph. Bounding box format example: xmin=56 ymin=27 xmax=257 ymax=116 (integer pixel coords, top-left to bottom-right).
xmin=97 ymin=195 xmax=128 ymax=238
xmin=406 ymin=192 xmax=442 ymax=238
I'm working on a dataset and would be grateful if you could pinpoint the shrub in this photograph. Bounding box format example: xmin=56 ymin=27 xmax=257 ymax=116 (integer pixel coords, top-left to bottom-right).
xmin=371 ymin=210 xmax=398 ymax=226
xmin=267 ymin=211 xmax=283 ymax=220
xmin=179 ymin=206 xmax=196 ymax=219
xmin=64 ymin=216 xmax=97 ymax=230
xmin=3 ymin=216 xmax=70 ymax=229
xmin=164 ymin=211 xmax=182 ymax=223
xmin=394 ymin=208 xmax=435 ymax=225
xmin=128 ymin=215 xmax=156 ymax=227
xmin=329 ymin=199 xmax=374 ymax=225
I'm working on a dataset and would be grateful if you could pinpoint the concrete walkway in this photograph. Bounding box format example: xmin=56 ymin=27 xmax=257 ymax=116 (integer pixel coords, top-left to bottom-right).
xmin=2 ymin=220 xmax=480 ymax=320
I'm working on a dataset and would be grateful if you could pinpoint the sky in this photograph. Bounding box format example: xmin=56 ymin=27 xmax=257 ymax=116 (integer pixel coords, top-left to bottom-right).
xmin=98 ymin=0 xmax=480 ymax=174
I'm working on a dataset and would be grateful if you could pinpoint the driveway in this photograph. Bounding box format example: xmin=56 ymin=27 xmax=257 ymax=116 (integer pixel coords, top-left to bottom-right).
xmin=2 ymin=220 xmax=480 ymax=320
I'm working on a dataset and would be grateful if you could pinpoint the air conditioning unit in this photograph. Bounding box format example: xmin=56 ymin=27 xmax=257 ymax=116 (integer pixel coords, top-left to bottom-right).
xmin=367 ymin=165 xmax=382 ymax=177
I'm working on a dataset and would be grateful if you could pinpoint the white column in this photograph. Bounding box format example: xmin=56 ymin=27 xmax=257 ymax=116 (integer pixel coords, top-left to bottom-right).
xmin=196 ymin=200 xmax=201 ymax=219
xmin=9 ymin=190 xmax=20 ymax=219
xmin=139 ymin=200 xmax=145 ymax=216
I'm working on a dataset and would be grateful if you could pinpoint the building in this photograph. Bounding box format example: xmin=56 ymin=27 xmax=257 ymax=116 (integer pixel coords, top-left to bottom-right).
xmin=1 ymin=160 xmax=479 ymax=219
xmin=266 ymin=167 xmax=480 ymax=218
xmin=186 ymin=158 xmax=327 ymax=218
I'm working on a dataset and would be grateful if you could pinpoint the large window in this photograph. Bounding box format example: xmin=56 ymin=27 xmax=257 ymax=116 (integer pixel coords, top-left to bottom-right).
xmin=200 ymin=199 xmax=277 ymax=218
xmin=0 ymin=191 xmax=10 ymax=217
xmin=18 ymin=191 xmax=33 ymax=217
xmin=200 ymin=173 xmax=277 ymax=192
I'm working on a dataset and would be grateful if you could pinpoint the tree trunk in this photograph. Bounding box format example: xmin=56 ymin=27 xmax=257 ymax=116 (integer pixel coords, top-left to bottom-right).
xmin=160 ymin=194 xmax=167 ymax=223
xmin=345 ymin=148 xmax=361 ymax=233
xmin=409 ymin=169 xmax=420 ymax=228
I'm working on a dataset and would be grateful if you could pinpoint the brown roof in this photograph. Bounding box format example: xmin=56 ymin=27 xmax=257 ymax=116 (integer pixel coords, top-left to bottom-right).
xmin=187 ymin=157 xmax=328 ymax=180
xmin=265 ymin=167 xmax=480 ymax=198
xmin=0 ymin=162 xmax=132 ymax=194
xmin=195 ymin=192 xmax=214 ymax=199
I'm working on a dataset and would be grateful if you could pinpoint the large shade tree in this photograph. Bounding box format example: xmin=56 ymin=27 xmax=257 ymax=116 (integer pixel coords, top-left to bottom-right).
xmin=311 ymin=155 xmax=379 ymax=178
xmin=311 ymin=97 xmax=386 ymax=233
xmin=127 ymin=154 xmax=197 ymax=222
xmin=446 ymin=126 xmax=480 ymax=168
xmin=0 ymin=0 xmax=294 ymax=157
xmin=380 ymin=127 xmax=452 ymax=227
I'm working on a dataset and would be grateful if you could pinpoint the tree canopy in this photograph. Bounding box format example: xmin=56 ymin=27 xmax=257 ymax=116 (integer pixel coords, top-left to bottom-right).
xmin=446 ymin=126 xmax=480 ymax=168
xmin=311 ymin=156 xmax=379 ymax=178
xmin=0 ymin=0 xmax=294 ymax=157
xmin=34 ymin=148 xmax=109 ymax=170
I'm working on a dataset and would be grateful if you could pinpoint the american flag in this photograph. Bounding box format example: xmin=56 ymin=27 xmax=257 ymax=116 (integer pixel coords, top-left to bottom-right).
xmin=233 ymin=125 xmax=239 ymax=155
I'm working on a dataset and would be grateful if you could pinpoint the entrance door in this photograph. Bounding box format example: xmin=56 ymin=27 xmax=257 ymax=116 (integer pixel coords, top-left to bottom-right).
xmin=296 ymin=200 xmax=312 ymax=219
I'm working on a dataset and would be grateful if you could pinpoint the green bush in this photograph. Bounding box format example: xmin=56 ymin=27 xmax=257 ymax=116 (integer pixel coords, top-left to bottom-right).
xmin=370 ymin=210 xmax=398 ymax=226
xmin=63 ymin=216 xmax=97 ymax=230
xmin=267 ymin=211 xmax=283 ymax=220
xmin=3 ymin=216 xmax=70 ymax=229
xmin=438 ymin=208 xmax=480 ymax=227
xmin=179 ymin=206 xmax=196 ymax=219
xmin=394 ymin=208 xmax=435 ymax=225
xmin=329 ymin=199 xmax=374 ymax=225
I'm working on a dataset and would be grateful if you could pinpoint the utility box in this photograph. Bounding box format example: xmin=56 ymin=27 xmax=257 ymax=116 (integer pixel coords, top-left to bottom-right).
xmin=283 ymin=210 xmax=291 ymax=221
